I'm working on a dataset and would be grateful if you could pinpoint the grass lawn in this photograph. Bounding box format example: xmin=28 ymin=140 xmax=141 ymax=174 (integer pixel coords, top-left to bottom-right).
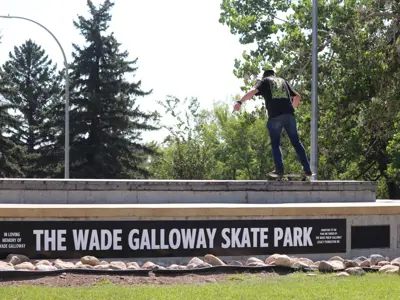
xmin=1 ymin=272 xmax=400 ymax=300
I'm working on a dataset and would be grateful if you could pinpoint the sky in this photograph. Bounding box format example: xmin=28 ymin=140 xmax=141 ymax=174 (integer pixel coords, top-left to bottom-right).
xmin=0 ymin=0 xmax=259 ymax=143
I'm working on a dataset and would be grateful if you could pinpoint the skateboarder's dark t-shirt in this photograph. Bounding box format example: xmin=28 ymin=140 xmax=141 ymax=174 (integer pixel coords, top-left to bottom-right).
xmin=254 ymin=76 xmax=298 ymax=118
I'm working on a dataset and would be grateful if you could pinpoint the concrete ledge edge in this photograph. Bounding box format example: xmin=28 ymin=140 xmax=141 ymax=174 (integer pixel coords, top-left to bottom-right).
xmin=0 ymin=179 xmax=378 ymax=192
xmin=0 ymin=201 xmax=398 ymax=218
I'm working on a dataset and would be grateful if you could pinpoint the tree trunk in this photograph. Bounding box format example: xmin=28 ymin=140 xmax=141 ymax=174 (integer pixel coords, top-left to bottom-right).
xmin=387 ymin=180 xmax=400 ymax=199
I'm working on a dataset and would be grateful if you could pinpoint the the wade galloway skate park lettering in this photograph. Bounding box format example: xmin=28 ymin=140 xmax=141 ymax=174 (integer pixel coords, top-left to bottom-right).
xmin=0 ymin=219 xmax=346 ymax=259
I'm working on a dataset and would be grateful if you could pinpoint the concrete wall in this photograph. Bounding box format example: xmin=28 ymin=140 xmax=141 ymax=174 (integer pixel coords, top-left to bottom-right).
xmin=0 ymin=179 xmax=389 ymax=264
xmin=0 ymin=179 xmax=378 ymax=204
xmin=0 ymin=201 xmax=399 ymax=263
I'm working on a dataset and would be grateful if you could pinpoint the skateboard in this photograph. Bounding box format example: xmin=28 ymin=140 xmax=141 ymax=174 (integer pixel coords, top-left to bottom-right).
xmin=267 ymin=172 xmax=315 ymax=181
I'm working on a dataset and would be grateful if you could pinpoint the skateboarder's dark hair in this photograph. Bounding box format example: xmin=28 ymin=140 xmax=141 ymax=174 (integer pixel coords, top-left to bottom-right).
xmin=263 ymin=69 xmax=275 ymax=78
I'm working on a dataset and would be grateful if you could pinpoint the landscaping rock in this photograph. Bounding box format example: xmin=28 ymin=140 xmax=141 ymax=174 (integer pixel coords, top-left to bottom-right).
xmin=378 ymin=265 xmax=399 ymax=274
xmin=378 ymin=261 xmax=390 ymax=266
xmin=187 ymin=262 xmax=212 ymax=269
xmin=312 ymin=261 xmax=321 ymax=268
xmin=228 ymin=261 xmax=243 ymax=266
xmin=75 ymin=263 xmax=93 ymax=269
xmin=35 ymin=260 xmax=52 ymax=266
xmin=94 ymin=264 xmax=111 ymax=270
xmin=386 ymin=268 xmax=399 ymax=274
xmin=127 ymin=265 xmax=139 ymax=270
xmin=36 ymin=265 xmax=57 ymax=271
xmin=247 ymin=262 xmax=267 ymax=267
xmin=329 ymin=256 xmax=344 ymax=262
xmin=188 ymin=257 xmax=204 ymax=267
xmin=330 ymin=260 xmax=346 ymax=270
xmin=344 ymin=260 xmax=360 ymax=268
xmin=126 ymin=262 xmax=140 ymax=269
xmin=167 ymin=264 xmax=186 ymax=270
xmin=204 ymin=254 xmax=225 ymax=266
xmin=246 ymin=257 xmax=264 ymax=265
xmin=355 ymin=256 xmax=368 ymax=262
xmin=199 ymin=262 xmax=213 ymax=268
xmin=5 ymin=253 xmax=400 ymax=276
xmin=15 ymin=262 xmax=35 ymax=271
xmin=390 ymin=258 xmax=400 ymax=266
xmin=265 ymin=254 xmax=280 ymax=265
xmin=292 ymin=261 xmax=310 ymax=269
xmin=109 ymin=261 xmax=127 ymax=270
xmin=336 ymin=272 xmax=350 ymax=277
xmin=142 ymin=261 xmax=156 ymax=269
xmin=7 ymin=257 xmax=20 ymax=266
xmin=80 ymin=256 xmax=100 ymax=266
xmin=6 ymin=254 xmax=30 ymax=266
xmin=152 ymin=265 xmax=166 ymax=271
xmin=299 ymin=258 xmax=314 ymax=266
xmin=370 ymin=254 xmax=385 ymax=265
xmin=54 ymin=260 xmax=75 ymax=269
xmin=318 ymin=261 xmax=334 ymax=272
xmin=318 ymin=260 xmax=345 ymax=272
xmin=360 ymin=260 xmax=371 ymax=267
xmin=345 ymin=267 xmax=365 ymax=276
xmin=0 ymin=262 xmax=14 ymax=271
xmin=274 ymin=255 xmax=292 ymax=267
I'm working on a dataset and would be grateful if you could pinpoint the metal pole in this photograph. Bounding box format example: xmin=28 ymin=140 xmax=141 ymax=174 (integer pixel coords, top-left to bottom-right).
xmin=0 ymin=15 xmax=70 ymax=179
xmin=310 ymin=1 xmax=318 ymax=180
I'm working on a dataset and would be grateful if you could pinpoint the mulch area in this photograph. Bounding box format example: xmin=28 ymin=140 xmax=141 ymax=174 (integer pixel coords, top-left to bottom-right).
xmin=0 ymin=272 xmax=279 ymax=287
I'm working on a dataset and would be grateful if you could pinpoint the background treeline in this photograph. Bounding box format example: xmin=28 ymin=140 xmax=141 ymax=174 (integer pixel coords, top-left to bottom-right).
xmin=1 ymin=0 xmax=399 ymax=199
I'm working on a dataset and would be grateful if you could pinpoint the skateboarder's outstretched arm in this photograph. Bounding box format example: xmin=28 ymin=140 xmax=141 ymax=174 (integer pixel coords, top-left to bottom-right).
xmin=233 ymin=87 xmax=259 ymax=111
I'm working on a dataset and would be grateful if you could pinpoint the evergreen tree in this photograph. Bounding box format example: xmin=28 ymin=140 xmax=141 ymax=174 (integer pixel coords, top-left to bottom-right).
xmin=0 ymin=97 xmax=24 ymax=177
xmin=0 ymin=40 xmax=61 ymax=177
xmin=66 ymin=0 xmax=159 ymax=179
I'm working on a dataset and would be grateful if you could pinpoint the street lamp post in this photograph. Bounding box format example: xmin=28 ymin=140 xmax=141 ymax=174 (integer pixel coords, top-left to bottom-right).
xmin=310 ymin=1 xmax=319 ymax=180
xmin=0 ymin=15 xmax=70 ymax=179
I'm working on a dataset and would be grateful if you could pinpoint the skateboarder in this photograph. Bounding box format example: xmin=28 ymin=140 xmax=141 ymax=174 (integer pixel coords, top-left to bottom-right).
xmin=233 ymin=69 xmax=312 ymax=178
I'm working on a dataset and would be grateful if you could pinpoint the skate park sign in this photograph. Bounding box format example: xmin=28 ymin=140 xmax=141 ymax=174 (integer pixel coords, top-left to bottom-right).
xmin=0 ymin=219 xmax=346 ymax=259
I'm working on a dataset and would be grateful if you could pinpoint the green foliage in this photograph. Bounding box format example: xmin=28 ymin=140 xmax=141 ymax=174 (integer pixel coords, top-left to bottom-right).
xmin=150 ymin=96 xmax=309 ymax=180
xmin=211 ymin=103 xmax=273 ymax=180
xmin=219 ymin=0 xmax=400 ymax=198
xmin=150 ymin=96 xmax=215 ymax=179
xmin=0 ymin=0 xmax=160 ymax=180
xmin=0 ymin=99 xmax=24 ymax=177
xmin=1 ymin=0 xmax=400 ymax=200
xmin=60 ymin=0 xmax=160 ymax=179
xmin=0 ymin=40 xmax=62 ymax=177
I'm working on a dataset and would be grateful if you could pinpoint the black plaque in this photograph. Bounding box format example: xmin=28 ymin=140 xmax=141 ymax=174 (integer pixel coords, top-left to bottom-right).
xmin=351 ymin=225 xmax=390 ymax=249
xmin=0 ymin=219 xmax=346 ymax=259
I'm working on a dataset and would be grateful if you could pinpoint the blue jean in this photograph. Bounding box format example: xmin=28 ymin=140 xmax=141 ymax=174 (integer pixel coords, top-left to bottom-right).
xmin=266 ymin=114 xmax=311 ymax=174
